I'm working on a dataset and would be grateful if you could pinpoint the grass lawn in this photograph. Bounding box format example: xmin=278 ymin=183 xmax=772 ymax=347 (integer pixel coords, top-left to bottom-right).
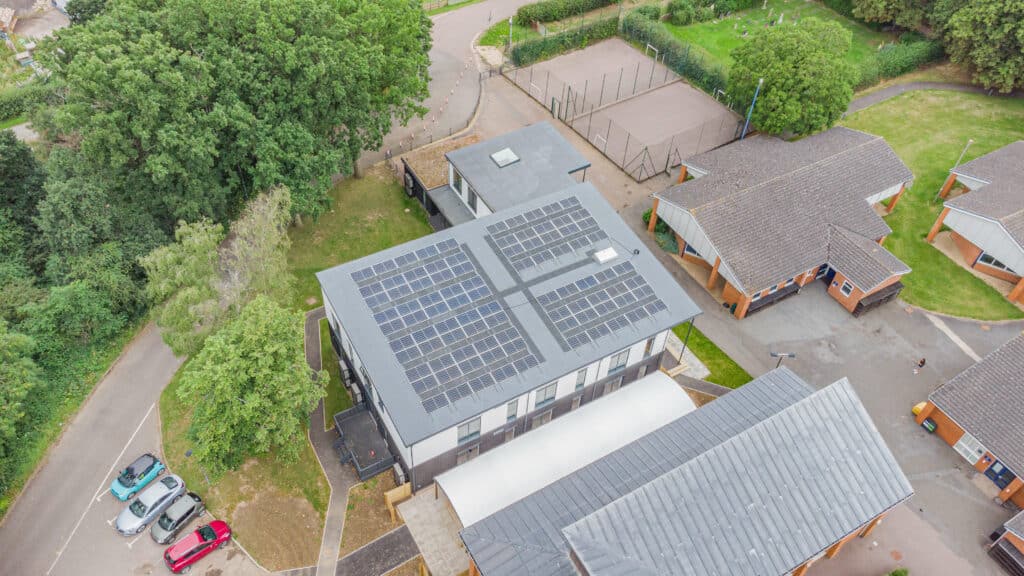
xmin=663 ymin=0 xmax=894 ymax=71
xmin=338 ymin=473 xmax=402 ymax=557
xmin=673 ymin=324 xmax=752 ymax=388
xmin=425 ymin=0 xmax=486 ymax=16
xmin=0 ymin=115 xmax=26 ymax=130
xmin=321 ymin=318 xmax=353 ymax=430
xmin=478 ymin=20 xmax=539 ymax=48
xmin=841 ymin=90 xmax=1024 ymax=320
xmin=287 ymin=165 xmax=433 ymax=311
xmin=160 ymin=364 xmax=330 ymax=570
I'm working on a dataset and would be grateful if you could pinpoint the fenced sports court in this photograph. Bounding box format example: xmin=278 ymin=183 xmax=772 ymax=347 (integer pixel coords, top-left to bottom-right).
xmin=503 ymin=38 xmax=742 ymax=182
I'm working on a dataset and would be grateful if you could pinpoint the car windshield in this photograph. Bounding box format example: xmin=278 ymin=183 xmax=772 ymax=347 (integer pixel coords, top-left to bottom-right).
xmin=129 ymin=499 xmax=148 ymax=517
xmin=160 ymin=476 xmax=178 ymax=489
xmin=117 ymin=468 xmax=136 ymax=486
xmin=157 ymin=512 xmax=176 ymax=530
xmin=198 ymin=525 xmax=217 ymax=542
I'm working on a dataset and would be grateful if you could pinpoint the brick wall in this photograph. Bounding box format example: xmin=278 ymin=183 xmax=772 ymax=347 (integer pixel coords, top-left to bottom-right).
xmin=914 ymin=402 xmax=967 ymax=447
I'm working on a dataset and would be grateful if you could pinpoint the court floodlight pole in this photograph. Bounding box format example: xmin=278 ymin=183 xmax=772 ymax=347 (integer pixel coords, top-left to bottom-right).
xmin=740 ymin=77 xmax=763 ymax=140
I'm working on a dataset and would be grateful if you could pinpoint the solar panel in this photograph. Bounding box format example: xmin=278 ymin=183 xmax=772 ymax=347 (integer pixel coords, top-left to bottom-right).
xmin=536 ymin=261 xmax=668 ymax=351
xmin=487 ymin=197 xmax=608 ymax=275
xmin=351 ymin=239 xmax=541 ymax=413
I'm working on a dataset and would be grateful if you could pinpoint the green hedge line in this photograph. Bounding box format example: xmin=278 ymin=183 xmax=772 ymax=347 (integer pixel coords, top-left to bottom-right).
xmin=514 ymin=0 xmax=617 ymax=26
xmin=856 ymin=38 xmax=944 ymax=88
xmin=510 ymin=16 xmax=618 ymax=66
xmin=0 ymin=82 xmax=62 ymax=122
xmin=620 ymin=12 xmax=729 ymax=100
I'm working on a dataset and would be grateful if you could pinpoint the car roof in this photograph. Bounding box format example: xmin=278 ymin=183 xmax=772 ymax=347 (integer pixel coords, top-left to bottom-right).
xmin=168 ymin=530 xmax=202 ymax=559
xmin=129 ymin=453 xmax=154 ymax=470
xmin=163 ymin=493 xmax=198 ymax=518
xmin=139 ymin=475 xmax=180 ymax=505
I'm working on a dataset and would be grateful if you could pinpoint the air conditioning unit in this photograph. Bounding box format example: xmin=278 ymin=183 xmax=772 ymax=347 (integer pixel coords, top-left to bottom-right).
xmin=593 ymin=247 xmax=618 ymax=264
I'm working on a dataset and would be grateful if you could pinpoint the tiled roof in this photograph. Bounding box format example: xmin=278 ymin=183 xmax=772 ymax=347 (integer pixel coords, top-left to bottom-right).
xmin=655 ymin=127 xmax=912 ymax=293
xmin=947 ymin=142 xmax=1024 ymax=246
xmin=828 ymin=226 xmax=911 ymax=292
xmin=562 ymin=378 xmax=913 ymax=576
xmin=930 ymin=332 xmax=1024 ymax=477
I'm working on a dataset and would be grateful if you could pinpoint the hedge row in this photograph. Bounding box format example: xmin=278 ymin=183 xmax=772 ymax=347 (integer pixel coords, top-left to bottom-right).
xmin=820 ymin=0 xmax=855 ymax=18
xmin=620 ymin=12 xmax=729 ymax=100
xmin=856 ymin=38 xmax=944 ymax=88
xmin=0 ymin=82 xmax=62 ymax=121
xmin=514 ymin=0 xmax=617 ymax=26
xmin=510 ymin=16 xmax=618 ymax=66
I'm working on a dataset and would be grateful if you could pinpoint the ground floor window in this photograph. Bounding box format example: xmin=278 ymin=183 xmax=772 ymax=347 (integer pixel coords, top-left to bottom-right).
xmin=977 ymin=252 xmax=1016 ymax=274
xmin=840 ymin=281 xmax=854 ymax=297
xmin=816 ymin=264 xmax=830 ymax=279
xmin=602 ymin=377 xmax=623 ymax=397
xmin=570 ymin=395 xmax=582 ymax=411
xmin=531 ymin=410 xmax=552 ymax=430
xmin=503 ymin=427 xmax=515 ymax=443
xmin=456 ymin=444 xmax=480 ymax=465
xmin=684 ymin=244 xmax=701 ymax=258
xmin=751 ymin=291 xmax=763 ymax=302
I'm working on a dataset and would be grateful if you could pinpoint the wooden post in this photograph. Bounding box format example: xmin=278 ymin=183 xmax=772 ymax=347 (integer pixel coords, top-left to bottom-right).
xmin=926 ymin=207 xmax=950 ymax=243
xmin=676 ymin=164 xmax=689 ymax=184
xmin=706 ymin=256 xmax=721 ymax=290
xmin=825 ymin=537 xmax=848 ymax=558
xmin=886 ymin=184 xmax=906 ymax=213
xmin=647 ymin=198 xmax=660 ymax=234
xmin=675 ymin=233 xmax=685 ymax=257
xmin=877 ymin=235 xmax=887 ymax=246
xmin=859 ymin=515 xmax=883 ymax=538
xmin=939 ymin=173 xmax=958 ymax=198
xmin=469 ymin=560 xmax=481 ymax=576
xmin=1009 ymin=278 xmax=1024 ymax=303
xmin=735 ymin=294 xmax=752 ymax=319
xmin=791 ymin=563 xmax=809 ymax=576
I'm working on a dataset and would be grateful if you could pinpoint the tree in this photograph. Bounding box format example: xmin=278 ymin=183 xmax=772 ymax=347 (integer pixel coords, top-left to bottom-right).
xmin=140 ymin=220 xmax=224 ymax=356
xmin=39 ymin=0 xmax=432 ymax=221
xmin=945 ymin=0 xmax=1024 ymax=93
xmin=18 ymin=281 xmax=124 ymax=359
xmin=64 ymin=0 xmax=107 ymax=24
xmin=0 ymin=321 xmax=43 ymax=454
xmin=218 ymin=186 xmax=295 ymax=310
xmin=728 ymin=18 xmax=857 ymax=135
xmin=0 ymin=131 xmax=47 ymax=271
xmin=852 ymin=0 xmax=927 ymax=29
xmin=176 ymin=296 xmax=323 ymax=476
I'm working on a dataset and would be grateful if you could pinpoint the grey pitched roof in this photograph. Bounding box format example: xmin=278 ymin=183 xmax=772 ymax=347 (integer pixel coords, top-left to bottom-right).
xmin=655 ymin=127 xmax=913 ymax=293
xmin=446 ymin=122 xmax=591 ymax=213
xmin=461 ymin=367 xmax=816 ymax=576
xmin=1007 ymin=510 xmax=1024 ymax=540
xmin=562 ymin=378 xmax=913 ymax=576
xmin=426 ymin=184 xmax=475 ymax=226
xmin=947 ymin=142 xmax=1024 ymax=246
xmin=316 ymin=184 xmax=700 ymax=445
xmin=929 ymin=332 xmax=1024 ymax=477
xmin=828 ymin=226 xmax=911 ymax=293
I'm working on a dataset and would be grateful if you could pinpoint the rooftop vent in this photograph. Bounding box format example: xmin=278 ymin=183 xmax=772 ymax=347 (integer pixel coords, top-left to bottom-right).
xmin=593 ymin=247 xmax=618 ymax=264
xmin=490 ymin=148 xmax=520 ymax=168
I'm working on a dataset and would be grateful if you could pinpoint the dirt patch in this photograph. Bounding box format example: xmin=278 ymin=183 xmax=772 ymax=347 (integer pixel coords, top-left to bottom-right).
xmin=384 ymin=555 xmax=422 ymax=576
xmin=399 ymin=134 xmax=481 ymax=189
xmin=339 ymin=473 xmax=403 ymax=557
xmin=232 ymin=489 xmax=321 ymax=571
xmin=685 ymin=389 xmax=717 ymax=407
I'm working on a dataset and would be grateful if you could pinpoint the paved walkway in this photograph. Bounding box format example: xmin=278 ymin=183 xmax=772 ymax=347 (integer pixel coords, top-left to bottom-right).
xmin=304 ymin=308 xmax=359 ymax=576
xmin=336 ymin=526 xmax=418 ymax=576
xmin=399 ymin=489 xmax=470 ymax=576
xmin=846 ymin=81 xmax=1019 ymax=116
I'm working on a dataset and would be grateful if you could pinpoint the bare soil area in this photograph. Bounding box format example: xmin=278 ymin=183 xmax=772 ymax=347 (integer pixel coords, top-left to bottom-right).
xmin=231 ymin=488 xmax=321 ymax=571
xmin=339 ymin=473 xmax=403 ymax=557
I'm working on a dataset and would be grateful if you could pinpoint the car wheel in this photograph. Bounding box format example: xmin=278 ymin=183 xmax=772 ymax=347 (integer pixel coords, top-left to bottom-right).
xmin=219 ymin=540 xmax=228 ymax=549
xmin=181 ymin=566 xmax=191 ymax=574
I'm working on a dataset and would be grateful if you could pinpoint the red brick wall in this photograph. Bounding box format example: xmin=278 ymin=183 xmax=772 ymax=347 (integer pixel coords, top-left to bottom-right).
xmin=951 ymin=232 xmax=1023 ymax=283
xmin=915 ymin=403 xmax=967 ymax=447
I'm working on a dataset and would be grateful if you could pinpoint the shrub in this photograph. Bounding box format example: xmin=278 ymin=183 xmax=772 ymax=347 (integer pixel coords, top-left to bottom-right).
xmin=0 ymin=82 xmax=62 ymax=122
xmin=620 ymin=12 xmax=729 ymax=97
xmin=514 ymin=0 xmax=618 ymax=26
xmin=695 ymin=5 xmax=716 ymax=21
xmin=642 ymin=208 xmax=670 ymax=235
xmin=875 ymin=39 xmax=945 ymax=78
xmin=821 ymin=0 xmax=855 ymax=18
xmin=634 ymin=4 xmax=661 ymax=19
xmin=510 ymin=16 xmax=618 ymax=65
xmin=855 ymin=57 xmax=881 ymax=88
xmin=667 ymin=0 xmax=695 ymax=25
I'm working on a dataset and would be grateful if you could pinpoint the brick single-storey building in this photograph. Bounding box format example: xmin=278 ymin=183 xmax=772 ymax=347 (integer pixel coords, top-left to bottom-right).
xmin=916 ymin=332 xmax=1024 ymax=507
xmin=648 ymin=127 xmax=914 ymax=319
xmin=927 ymin=141 xmax=1024 ymax=303
xmin=461 ymin=367 xmax=914 ymax=576
xmin=990 ymin=510 xmax=1024 ymax=574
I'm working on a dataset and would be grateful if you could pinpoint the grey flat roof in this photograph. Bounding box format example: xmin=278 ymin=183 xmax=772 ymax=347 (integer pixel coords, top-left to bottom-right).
xmin=446 ymin=122 xmax=590 ymax=213
xmin=461 ymin=367 xmax=816 ymax=576
xmin=426 ymin=184 xmax=475 ymax=227
xmin=317 ymin=184 xmax=700 ymax=445
xmin=655 ymin=127 xmax=913 ymax=293
xmin=930 ymin=332 xmax=1024 ymax=478
xmin=563 ymin=378 xmax=913 ymax=576
xmin=947 ymin=142 xmax=1024 ymax=246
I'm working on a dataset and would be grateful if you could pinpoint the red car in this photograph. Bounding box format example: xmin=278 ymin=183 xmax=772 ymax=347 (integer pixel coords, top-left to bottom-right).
xmin=163 ymin=520 xmax=231 ymax=573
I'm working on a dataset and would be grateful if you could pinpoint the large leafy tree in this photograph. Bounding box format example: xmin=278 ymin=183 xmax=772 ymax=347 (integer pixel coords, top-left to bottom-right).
xmin=945 ymin=0 xmax=1024 ymax=93
xmin=728 ymin=18 xmax=857 ymax=135
xmin=39 ymin=0 xmax=432 ymax=221
xmin=0 ymin=321 xmax=43 ymax=453
xmin=177 ymin=296 xmax=323 ymax=475
xmin=852 ymin=0 xmax=927 ymax=29
xmin=0 ymin=131 xmax=47 ymax=272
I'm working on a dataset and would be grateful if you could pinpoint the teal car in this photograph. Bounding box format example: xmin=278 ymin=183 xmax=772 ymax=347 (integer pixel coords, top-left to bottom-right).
xmin=110 ymin=453 xmax=165 ymax=501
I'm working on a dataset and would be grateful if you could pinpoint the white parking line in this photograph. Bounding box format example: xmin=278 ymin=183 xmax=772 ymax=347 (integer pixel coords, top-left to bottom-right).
xmin=46 ymin=402 xmax=156 ymax=576
xmin=925 ymin=313 xmax=982 ymax=362
xmin=106 ymin=515 xmax=117 ymax=526
xmin=127 ymin=533 xmax=144 ymax=549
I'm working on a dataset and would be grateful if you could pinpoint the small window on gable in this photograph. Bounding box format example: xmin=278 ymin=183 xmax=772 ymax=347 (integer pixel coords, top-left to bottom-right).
xmin=840 ymin=281 xmax=854 ymax=296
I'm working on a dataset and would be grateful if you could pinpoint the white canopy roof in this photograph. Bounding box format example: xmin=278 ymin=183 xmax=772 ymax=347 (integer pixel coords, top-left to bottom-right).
xmin=435 ymin=371 xmax=697 ymax=527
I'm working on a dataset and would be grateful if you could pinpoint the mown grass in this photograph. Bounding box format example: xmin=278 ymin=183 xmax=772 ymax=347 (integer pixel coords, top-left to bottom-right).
xmin=841 ymin=90 xmax=1024 ymax=320
xmin=663 ymin=0 xmax=894 ymax=70
xmin=478 ymin=19 xmax=539 ymax=48
xmin=321 ymin=318 xmax=352 ymax=430
xmin=425 ymin=0 xmax=486 ymax=16
xmin=674 ymin=324 xmax=752 ymax=388
xmin=0 ymin=115 xmax=26 ymax=130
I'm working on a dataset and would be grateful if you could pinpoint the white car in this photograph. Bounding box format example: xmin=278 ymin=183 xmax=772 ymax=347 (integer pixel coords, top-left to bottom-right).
xmin=115 ymin=475 xmax=185 ymax=535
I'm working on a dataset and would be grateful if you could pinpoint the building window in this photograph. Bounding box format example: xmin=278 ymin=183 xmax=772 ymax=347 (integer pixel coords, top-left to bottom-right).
xmin=608 ymin=349 xmax=630 ymax=374
xmin=467 ymin=187 xmax=478 ymax=211
xmin=602 ymin=377 xmax=623 ymax=397
xmin=504 ymin=428 xmax=515 ymax=443
xmin=638 ymin=364 xmax=648 ymax=379
xmin=768 ymin=285 xmax=779 ymax=295
xmin=570 ymin=395 xmax=582 ymax=411
xmin=684 ymin=244 xmax=701 ymax=257
xmin=574 ymin=368 xmax=587 ymax=390
xmin=784 ymin=277 xmax=795 ymax=287
xmin=457 ymin=417 xmax=481 ymax=445
xmin=506 ymin=399 xmax=518 ymax=422
xmin=816 ymin=264 xmax=830 ymax=279
xmin=978 ymin=252 xmax=1015 ymax=273
xmin=453 ymin=169 xmax=463 ymax=193
xmin=840 ymin=281 xmax=854 ymax=297
xmin=751 ymin=291 xmax=763 ymax=302
xmin=535 ymin=382 xmax=557 ymax=409
xmin=531 ymin=410 xmax=552 ymax=430
xmin=456 ymin=444 xmax=480 ymax=464
xmin=643 ymin=337 xmax=656 ymax=357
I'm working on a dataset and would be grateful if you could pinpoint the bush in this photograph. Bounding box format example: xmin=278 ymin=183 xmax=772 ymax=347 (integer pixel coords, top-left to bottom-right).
xmin=620 ymin=12 xmax=729 ymax=96
xmin=634 ymin=4 xmax=661 ymax=19
xmin=642 ymin=208 xmax=670 ymax=235
xmin=667 ymin=0 xmax=695 ymax=25
xmin=510 ymin=16 xmax=618 ymax=65
xmin=821 ymin=0 xmax=855 ymax=18
xmin=876 ymin=39 xmax=945 ymax=78
xmin=856 ymin=57 xmax=881 ymax=88
xmin=0 ymin=82 xmax=62 ymax=122
xmin=695 ymin=5 xmax=716 ymax=21
xmin=514 ymin=0 xmax=618 ymax=26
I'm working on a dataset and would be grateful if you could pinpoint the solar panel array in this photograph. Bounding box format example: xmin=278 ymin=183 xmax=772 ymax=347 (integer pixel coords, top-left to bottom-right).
xmin=536 ymin=262 xmax=668 ymax=350
xmin=352 ymin=239 xmax=540 ymax=413
xmin=487 ymin=197 xmax=608 ymax=274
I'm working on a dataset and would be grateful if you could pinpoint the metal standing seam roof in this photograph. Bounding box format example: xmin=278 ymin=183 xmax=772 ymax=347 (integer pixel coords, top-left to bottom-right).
xmin=460 ymin=367 xmax=816 ymax=576
xmin=828 ymin=225 xmax=911 ymax=293
xmin=654 ymin=127 xmax=913 ymax=294
xmin=929 ymin=332 xmax=1024 ymax=478
xmin=445 ymin=122 xmax=591 ymax=213
xmin=316 ymin=184 xmax=700 ymax=446
xmin=562 ymin=378 xmax=914 ymax=576
xmin=946 ymin=142 xmax=1024 ymax=246
xmin=1007 ymin=510 xmax=1024 ymax=540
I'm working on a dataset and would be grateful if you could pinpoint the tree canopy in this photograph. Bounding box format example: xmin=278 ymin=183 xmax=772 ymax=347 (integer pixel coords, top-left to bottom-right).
xmin=945 ymin=0 xmax=1024 ymax=93
xmin=852 ymin=0 xmax=927 ymax=29
xmin=176 ymin=296 xmax=323 ymax=475
xmin=728 ymin=18 xmax=857 ymax=135
xmin=38 ymin=0 xmax=432 ymax=221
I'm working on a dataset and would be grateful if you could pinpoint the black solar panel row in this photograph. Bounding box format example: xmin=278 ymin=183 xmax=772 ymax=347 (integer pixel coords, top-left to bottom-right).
xmin=488 ymin=196 xmax=608 ymax=274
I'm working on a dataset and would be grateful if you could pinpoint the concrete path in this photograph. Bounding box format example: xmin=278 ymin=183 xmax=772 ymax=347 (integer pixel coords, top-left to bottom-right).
xmin=8 ymin=121 xmax=40 ymax=143
xmin=336 ymin=526 xmax=418 ymax=576
xmin=304 ymin=307 xmax=360 ymax=576
xmin=846 ymin=81 xmax=1019 ymax=116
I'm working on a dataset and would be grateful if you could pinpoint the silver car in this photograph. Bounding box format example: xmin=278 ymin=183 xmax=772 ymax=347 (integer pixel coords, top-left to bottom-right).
xmin=115 ymin=475 xmax=185 ymax=535
xmin=150 ymin=491 xmax=205 ymax=544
